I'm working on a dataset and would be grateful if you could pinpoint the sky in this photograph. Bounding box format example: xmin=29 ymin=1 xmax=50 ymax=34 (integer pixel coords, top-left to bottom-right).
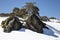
xmin=0 ymin=0 xmax=60 ymax=19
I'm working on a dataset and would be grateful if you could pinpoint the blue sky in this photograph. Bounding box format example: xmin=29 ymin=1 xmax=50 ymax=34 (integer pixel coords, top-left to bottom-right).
xmin=0 ymin=0 xmax=60 ymax=19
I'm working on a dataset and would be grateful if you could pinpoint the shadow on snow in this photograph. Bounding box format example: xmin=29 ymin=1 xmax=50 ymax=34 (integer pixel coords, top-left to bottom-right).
xmin=18 ymin=25 xmax=60 ymax=38
xmin=43 ymin=25 xmax=60 ymax=38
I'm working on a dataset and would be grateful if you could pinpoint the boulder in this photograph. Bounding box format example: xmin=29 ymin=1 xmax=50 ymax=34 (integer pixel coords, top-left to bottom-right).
xmin=1 ymin=16 xmax=22 ymax=33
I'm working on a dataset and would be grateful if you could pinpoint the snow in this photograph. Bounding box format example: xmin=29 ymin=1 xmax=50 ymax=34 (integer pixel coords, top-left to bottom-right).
xmin=44 ymin=22 xmax=60 ymax=32
xmin=0 ymin=17 xmax=8 ymax=25
xmin=0 ymin=17 xmax=60 ymax=40
xmin=50 ymin=19 xmax=60 ymax=23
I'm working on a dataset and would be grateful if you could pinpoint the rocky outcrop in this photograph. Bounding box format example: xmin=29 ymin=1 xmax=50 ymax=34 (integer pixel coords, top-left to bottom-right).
xmin=40 ymin=16 xmax=50 ymax=21
xmin=1 ymin=16 xmax=22 ymax=33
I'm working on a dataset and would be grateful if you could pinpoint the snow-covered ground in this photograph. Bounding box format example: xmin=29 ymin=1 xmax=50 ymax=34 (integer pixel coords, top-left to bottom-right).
xmin=0 ymin=17 xmax=60 ymax=40
xmin=50 ymin=19 xmax=60 ymax=23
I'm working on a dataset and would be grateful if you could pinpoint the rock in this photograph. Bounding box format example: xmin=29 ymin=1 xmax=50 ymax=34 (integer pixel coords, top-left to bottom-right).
xmin=24 ymin=14 xmax=47 ymax=33
xmin=1 ymin=16 xmax=22 ymax=33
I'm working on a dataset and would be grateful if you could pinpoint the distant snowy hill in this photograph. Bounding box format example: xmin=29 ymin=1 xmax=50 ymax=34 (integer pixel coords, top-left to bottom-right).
xmin=50 ymin=19 xmax=60 ymax=23
xmin=0 ymin=17 xmax=60 ymax=40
